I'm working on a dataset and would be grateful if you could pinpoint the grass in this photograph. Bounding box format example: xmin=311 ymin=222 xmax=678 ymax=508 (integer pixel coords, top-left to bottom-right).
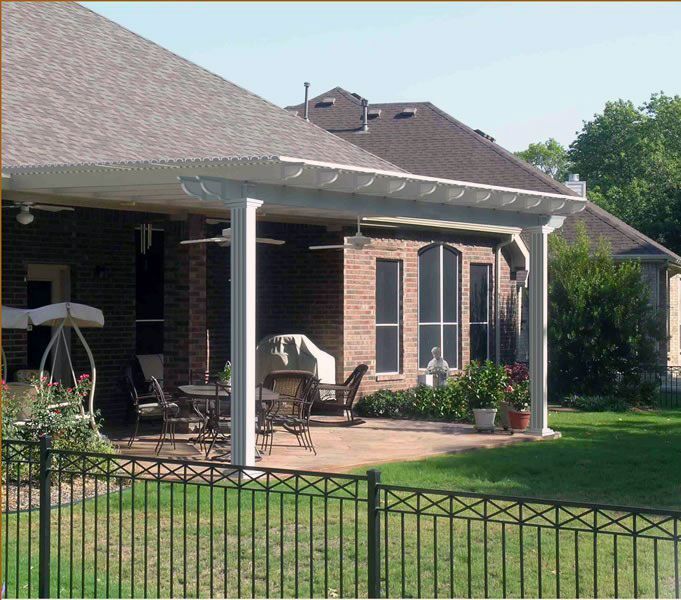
xmin=3 ymin=409 xmax=681 ymax=598
xmin=358 ymin=409 xmax=681 ymax=509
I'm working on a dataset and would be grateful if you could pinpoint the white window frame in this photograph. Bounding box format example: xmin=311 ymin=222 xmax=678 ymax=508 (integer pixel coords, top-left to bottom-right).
xmin=375 ymin=259 xmax=401 ymax=375
xmin=469 ymin=263 xmax=491 ymax=363
xmin=418 ymin=245 xmax=460 ymax=370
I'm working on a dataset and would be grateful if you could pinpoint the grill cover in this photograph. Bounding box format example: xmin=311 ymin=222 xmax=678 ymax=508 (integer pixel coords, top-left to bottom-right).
xmin=256 ymin=334 xmax=336 ymax=385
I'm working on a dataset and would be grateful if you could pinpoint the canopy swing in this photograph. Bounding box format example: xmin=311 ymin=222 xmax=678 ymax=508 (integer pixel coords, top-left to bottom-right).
xmin=31 ymin=302 xmax=105 ymax=428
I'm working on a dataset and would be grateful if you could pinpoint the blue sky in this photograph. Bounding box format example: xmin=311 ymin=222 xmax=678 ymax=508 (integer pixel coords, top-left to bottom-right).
xmin=82 ymin=2 xmax=681 ymax=152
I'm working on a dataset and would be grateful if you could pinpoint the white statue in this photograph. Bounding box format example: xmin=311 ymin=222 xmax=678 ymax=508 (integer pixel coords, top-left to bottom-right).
xmin=426 ymin=346 xmax=449 ymax=386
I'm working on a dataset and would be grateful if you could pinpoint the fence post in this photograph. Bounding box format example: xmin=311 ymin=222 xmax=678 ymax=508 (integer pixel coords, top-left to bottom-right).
xmin=367 ymin=469 xmax=381 ymax=598
xmin=39 ymin=435 xmax=52 ymax=599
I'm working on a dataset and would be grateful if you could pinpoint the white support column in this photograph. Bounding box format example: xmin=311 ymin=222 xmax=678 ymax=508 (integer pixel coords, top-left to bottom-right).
xmin=224 ymin=197 xmax=263 ymax=466
xmin=525 ymin=224 xmax=557 ymax=437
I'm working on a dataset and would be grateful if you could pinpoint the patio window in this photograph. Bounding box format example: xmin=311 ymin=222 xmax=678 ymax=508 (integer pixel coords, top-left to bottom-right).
xmin=418 ymin=245 xmax=460 ymax=369
xmin=470 ymin=264 xmax=491 ymax=362
xmin=376 ymin=259 xmax=401 ymax=374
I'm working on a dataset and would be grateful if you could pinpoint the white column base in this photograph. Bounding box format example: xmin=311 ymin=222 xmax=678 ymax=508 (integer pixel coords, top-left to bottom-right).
xmin=526 ymin=427 xmax=561 ymax=439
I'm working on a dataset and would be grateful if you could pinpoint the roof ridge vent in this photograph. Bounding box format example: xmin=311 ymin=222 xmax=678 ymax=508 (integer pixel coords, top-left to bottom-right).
xmin=474 ymin=128 xmax=495 ymax=142
xmin=367 ymin=108 xmax=381 ymax=119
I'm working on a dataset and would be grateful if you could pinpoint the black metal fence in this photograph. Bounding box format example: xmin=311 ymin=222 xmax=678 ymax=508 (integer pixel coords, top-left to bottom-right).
xmin=2 ymin=438 xmax=680 ymax=598
xmin=639 ymin=365 xmax=681 ymax=408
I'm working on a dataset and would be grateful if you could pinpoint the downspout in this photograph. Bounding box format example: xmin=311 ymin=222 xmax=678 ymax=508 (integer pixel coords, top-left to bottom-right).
xmin=495 ymin=235 xmax=516 ymax=364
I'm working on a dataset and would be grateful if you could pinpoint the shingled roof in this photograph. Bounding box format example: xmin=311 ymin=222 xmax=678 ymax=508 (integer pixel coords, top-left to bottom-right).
xmin=288 ymin=86 xmax=680 ymax=262
xmin=1 ymin=3 xmax=399 ymax=172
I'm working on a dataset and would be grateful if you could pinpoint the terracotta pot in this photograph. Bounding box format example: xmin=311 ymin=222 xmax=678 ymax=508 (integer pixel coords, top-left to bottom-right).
xmin=473 ymin=408 xmax=497 ymax=431
xmin=508 ymin=409 xmax=531 ymax=431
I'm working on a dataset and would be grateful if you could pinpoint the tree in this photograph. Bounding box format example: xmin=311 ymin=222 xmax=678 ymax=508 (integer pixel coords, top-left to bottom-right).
xmin=515 ymin=138 xmax=571 ymax=181
xmin=548 ymin=224 xmax=664 ymax=402
xmin=569 ymin=93 xmax=681 ymax=253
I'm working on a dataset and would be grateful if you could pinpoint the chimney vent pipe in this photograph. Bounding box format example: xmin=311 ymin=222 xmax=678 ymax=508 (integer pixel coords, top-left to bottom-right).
xmin=303 ymin=82 xmax=310 ymax=121
xmin=360 ymin=98 xmax=369 ymax=132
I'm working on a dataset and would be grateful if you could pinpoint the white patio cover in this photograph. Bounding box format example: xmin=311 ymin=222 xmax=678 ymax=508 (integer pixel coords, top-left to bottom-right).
xmin=29 ymin=302 xmax=104 ymax=328
xmin=256 ymin=334 xmax=336 ymax=384
xmin=2 ymin=306 xmax=30 ymax=329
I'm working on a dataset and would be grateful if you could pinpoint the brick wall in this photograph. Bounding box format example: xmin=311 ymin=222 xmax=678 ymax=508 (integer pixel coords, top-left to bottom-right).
xmin=342 ymin=229 xmax=516 ymax=395
xmin=2 ymin=204 xmax=211 ymax=421
xmin=2 ymin=204 xmax=139 ymax=420
xmin=3 ymin=207 xmax=520 ymax=418
xmin=205 ymin=222 xmax=344 ymax=379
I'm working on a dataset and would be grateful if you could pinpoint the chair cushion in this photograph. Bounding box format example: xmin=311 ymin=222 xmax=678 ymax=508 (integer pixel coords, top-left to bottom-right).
xmin=138 ymin=402 xmax=164 ymax=416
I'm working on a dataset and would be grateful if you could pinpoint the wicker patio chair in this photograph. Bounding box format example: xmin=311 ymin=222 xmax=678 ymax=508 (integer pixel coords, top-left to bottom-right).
xmin=317 ymin=364 xmax=368 ymax=422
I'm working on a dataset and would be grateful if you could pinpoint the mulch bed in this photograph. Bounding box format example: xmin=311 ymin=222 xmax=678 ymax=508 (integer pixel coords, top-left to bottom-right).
xmin=3 ymin=477 xmax=124 ymax=513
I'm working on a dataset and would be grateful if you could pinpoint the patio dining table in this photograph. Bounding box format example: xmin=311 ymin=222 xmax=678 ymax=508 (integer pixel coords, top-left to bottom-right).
xmin=178 ymin=384 xmax=280 ymax=459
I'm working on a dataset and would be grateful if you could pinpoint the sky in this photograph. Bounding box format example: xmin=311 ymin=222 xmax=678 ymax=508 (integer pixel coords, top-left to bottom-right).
xmin=82 ymin=2 xmax=681 ymax=152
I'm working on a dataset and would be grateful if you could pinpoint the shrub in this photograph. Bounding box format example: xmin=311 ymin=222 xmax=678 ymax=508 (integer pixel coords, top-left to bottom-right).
xmin=460 ymin=361 xmax=508 ymax=410
xmin=504 ymin=363 xmax=530 ymax=411
xmin=356 ymin=380 xmax=470 ymax=422
xmin=549 ymin=224 xmax=664 ymax=402
xmin=561 ymin=394 xmax=629 ymax=412
xmin=2 ymin=375 xmax=115 ymax=454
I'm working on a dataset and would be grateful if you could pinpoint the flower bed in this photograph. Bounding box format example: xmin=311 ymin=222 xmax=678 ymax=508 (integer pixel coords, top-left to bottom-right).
xmin=356 ymin=362 xmax=531 ymax=424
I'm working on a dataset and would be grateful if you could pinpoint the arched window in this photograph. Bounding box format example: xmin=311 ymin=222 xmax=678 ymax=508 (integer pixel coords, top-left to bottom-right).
xmin=418 ymin=245 xmax=460 ymax=369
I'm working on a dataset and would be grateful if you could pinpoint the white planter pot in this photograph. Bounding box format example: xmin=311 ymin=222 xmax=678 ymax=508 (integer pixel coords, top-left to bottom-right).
xmin=473 ymin=408 xmax=497 ymax=432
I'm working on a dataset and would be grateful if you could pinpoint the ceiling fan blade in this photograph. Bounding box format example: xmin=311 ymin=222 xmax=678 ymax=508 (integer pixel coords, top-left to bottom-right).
xmin=33 ymin=204 xmax=75 ymax=212
xmin=256 ymin=237 xmax=286 ymax=245
xmin=2 ymin=206 xmax=18 ymax=210
xmin=206 ymin=218 xmax=230 ymax=225
xmin=309 ymin=244 xmax=347 ymax=251
xmin=180 ymin=237 xmax=228 ymax=245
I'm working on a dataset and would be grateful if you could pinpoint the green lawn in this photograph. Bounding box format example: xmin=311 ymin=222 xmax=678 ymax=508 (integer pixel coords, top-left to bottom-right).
xmin=358 ymin=409 xmax=681 ymax=509
xmin=3 ymin=409 xmax=681 ymax=598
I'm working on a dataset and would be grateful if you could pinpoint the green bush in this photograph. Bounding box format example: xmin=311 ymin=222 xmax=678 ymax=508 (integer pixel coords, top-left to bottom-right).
xmin=356 ymin=380 xmax=470 ymax=422
xmin=2 ymin=376 xmax=115 ymax=454
xmin=549 ymin=224 xmax=664 ymax=402
xmin=459 ymin=361 xmax=508 ymax=410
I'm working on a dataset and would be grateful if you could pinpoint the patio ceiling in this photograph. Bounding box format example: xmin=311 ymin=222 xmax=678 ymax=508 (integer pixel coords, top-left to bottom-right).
xmin=3 ymin=155 xmax=585 ymax=230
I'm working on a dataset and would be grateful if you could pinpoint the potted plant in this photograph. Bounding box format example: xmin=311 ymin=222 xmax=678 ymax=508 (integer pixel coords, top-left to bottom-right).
xmin=219 ymin=361 xmax=232 ymax=386
xmin=461 ymin=361 xmax=507 ymax=432
xmin=505 ymin=363 xmax=531 ymax=431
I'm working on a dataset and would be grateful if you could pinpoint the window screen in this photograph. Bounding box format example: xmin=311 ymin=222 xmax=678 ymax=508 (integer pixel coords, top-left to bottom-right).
xmin=418 ymin=245 xmax=460 ymax=369
xmin=376 ymin=260 xmax=401 ymax=373
xmin=470 ymin=264 xmax=490 ymax=363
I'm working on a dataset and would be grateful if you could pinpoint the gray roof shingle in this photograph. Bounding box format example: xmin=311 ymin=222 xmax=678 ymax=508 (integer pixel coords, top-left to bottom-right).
xmin=289 ymin=86 xmax=680 ymax=263
xmin=2 ymin=3 xmax=400 ymax=172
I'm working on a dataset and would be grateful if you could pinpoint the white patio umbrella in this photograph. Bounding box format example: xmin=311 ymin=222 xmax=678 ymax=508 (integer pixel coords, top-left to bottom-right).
xmin=1 ymin=306 xmax=31 ymax=381
xmin=31 ymin=302 xmax=105 ymax=427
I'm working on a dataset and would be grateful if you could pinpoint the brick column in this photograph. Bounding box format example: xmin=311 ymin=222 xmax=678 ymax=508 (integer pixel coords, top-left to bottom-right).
xmin=164 ymin=215 xmax=207 ymax=391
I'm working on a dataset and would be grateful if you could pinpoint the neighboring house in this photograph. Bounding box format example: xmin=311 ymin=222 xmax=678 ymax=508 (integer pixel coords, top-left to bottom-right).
xmin=1 ymin=2 xmax=585 ymax=450
xmin=287 ymin=87 xmax=681 ymax=365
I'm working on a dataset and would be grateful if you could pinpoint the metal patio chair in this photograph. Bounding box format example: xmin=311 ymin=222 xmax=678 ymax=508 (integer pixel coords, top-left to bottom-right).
xmin=317 ymin=364 xmax=368 ymax=422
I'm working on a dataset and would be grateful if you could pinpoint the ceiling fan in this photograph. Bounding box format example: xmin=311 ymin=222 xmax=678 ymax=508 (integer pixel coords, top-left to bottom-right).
xmin=4 ymin=201 xmax=74 ymax=225
xmin=181 ymin=227 xmax=285 ymax=247
xmin=310 ymin=217 xmax=396 ymax=251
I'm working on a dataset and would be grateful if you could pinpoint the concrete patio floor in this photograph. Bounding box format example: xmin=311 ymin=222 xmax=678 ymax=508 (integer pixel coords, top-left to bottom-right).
xmin=106 ymin=416 xmax=539 ymax=473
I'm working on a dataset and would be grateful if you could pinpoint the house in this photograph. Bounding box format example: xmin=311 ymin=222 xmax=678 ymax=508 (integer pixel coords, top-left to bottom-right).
xmin=1 ymin=2 xmax=586 ymax=464
xmin=287 ymin=87 xmax=681 ymax=365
